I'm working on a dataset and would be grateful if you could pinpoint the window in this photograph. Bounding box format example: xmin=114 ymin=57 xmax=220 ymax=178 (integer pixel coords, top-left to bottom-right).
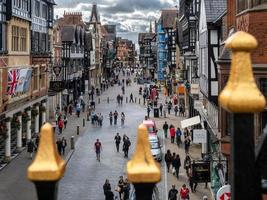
xmin=22 ymin=0 xmax=28 ymax=11
xmin=20 ymin=28 xmax=26 ymax=51
xmin=39 ymin=67 xmax=46 ymax=88
xmin=252 ymin=0 xmax=267 ymax=6
xmin=35 ymin=1 xmax=40 ymax=17
xmin=42 ymin=4 xmax=47 ymax=19
xmin=237 ymin=0 xmax=249 ymax=13
xmin=12 ymin=26 xmax=19 ymax=51
xmin=41 ymin=33 xmax=46 ymax=52
xmin=190 ymin=29 xmax=196 ymax=47
xmin=33 ymin=68 xmax=39 ymax=91
xmin=32 ymin=32 xmax=40 ymax=52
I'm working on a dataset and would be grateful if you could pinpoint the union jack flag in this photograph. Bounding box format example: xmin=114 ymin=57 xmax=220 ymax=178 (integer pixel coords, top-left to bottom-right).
xmin=7 ymin=69 xmax=20 ymax=95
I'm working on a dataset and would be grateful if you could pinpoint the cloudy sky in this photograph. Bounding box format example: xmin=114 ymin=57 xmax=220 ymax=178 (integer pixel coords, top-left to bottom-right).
xmin=54 ymin=0 xmax=179 ymax=44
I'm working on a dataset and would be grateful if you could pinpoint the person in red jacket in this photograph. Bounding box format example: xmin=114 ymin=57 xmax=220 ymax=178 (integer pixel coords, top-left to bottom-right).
xmin=169 ymin=125 xmax=176 ymax=143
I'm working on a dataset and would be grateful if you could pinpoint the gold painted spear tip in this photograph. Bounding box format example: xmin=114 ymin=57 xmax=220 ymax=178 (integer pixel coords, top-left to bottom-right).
xmin=127 ymin=123 xmax=161 ymax=183
xmin=225 ymin=31 xmax=258 ymax=51
xmin=27 ymin=123 xmax=66 ymax=181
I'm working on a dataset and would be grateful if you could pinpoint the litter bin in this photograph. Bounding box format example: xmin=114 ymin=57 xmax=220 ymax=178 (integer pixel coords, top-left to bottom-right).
xmin=154 ymin=108 xmax=159 ymax=118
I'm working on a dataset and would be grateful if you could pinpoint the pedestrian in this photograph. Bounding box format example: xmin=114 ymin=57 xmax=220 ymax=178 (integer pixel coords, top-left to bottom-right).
xmin=61 ymin=137 xmax=67 ymax=156
xmin=163 ymin=102 xmax=168 ymax=118
xmin=170 ymin=125 xmax=175 ymax=143
xmin=179 ymin=103 xmax=183 ymax=116
xmin=167 ymin=101 xmax=172 ymax=115
xmin=189 ymin=169 xmax=197 ymax=193
xmin=27 ymin=139 xmax=35 ymax=159
xmin=56 ymin=138 xmax=63 ymax=155
xmin=117 ymin=176 xmax=124 ymax=200
xmin=103 ymin=179 xmax=111 ymax=197
xmin=174 ymin=105 xmax=178 ymax=116
xmin=180 ymin=184 xmax=190 ymax=200
xmin=184 ymin=155 xmax=191 ymax=177
xmin=109 ymin=111 xmax=113 ymax=125
xmin=123 ymin=178 xmax=130 ymax=200
xmin=203 ymin=195 xmax=208 ymax=200
xmin=99 ymin=113 xmax=103 ymax=127
xmin=163 ymin=121 xmax=169 ymax=138
xmin=176 ymin=127 xmax=182 ymax=147
xmin=121 ymin=112 xmax=125 ymax=126
xmin=58 ymin=117 xmax=64 ymax=134
xmin=147 ymin=106 xmax=151 ymax=118
xmin=94 ymin=139 xmax=102 ymax=162
xmin=117 ymin=94 xmax=121 ymax=105
xmin=123 ymin=136 xmax=131 ymax=158
xmin=76 ymin=103 xmax=81 ymax=118
xmin=114 ymin=133 xmax=121 ymax=152
xmin=164 ymin=149 xmax=172 ymax=173
xmin=183 ymin=128 xmax=189 ymax=140
xmin=114 ymin=110 xmax=118 ymax=125
xmin=159 ymin=103 xmax=163 ymax=116
xmin=184 ymin=136 xmax=191 ymax=154
xmin=69 ymin=104 xmax=73 ymax=115
xmin=168 ymin=184 xmax=178 ymax=200
xmin=143 ymin=93 xmax=146 ymax=105
xmin=63 ymin=115 xmax=68 ymax=129
xmin=129 ymin=93 xmax=134 ymax=103
xmin=172 ymin=154 xmax=181 ymax=179
xmin=120 ymin=95 xmax=123 ymax=105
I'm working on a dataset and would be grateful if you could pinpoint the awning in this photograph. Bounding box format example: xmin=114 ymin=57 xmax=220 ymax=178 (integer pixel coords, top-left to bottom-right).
xmin=180 ymin=115 xmax=201 ymax=129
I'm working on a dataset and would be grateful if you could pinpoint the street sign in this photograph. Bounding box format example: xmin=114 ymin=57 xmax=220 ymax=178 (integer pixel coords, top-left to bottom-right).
xmin=193 ymin=129 xmax=207 ymax=143
xmin=192 ymin=161 xmax=210 ymax=183
xmin=49 ymin=81 xmax=63 ymax=92
xmin=181 ymin=115 xmax=201 ymax=128
xmin=53 ymin=66 xmax=62 ymax=77
xmin=190 ymin=83 xmax=199 ymax=94
xmin=216 ymin=185 xmax=231 ymax=200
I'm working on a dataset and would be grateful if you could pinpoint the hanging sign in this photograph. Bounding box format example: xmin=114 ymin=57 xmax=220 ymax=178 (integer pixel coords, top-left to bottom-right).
xmin=216 ymin=185 xmax=231 ymax=200
xmin=192 ymin=161 xmax=210 ymax=183
xmin=193 ymin=129 xmax=207 ymax=143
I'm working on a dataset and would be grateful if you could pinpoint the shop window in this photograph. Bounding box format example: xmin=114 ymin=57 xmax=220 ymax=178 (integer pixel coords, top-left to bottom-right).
xmin=41 ymin=33 xmax=46 ymax=52
xmin=35 ymin=1 xmax=40 ymax=17
xmin=42 ymin=4 xmax=47 ymax=19
xmin=39 ymin=67 xmax=46 ymax=88
xmin=12 ymin=26 xmax=19 ymax=51
xmin=252 ymin=0 xmax=267 ymax=6
xmin=33 ymin=68 xmax=39 ymax=91
xmin=20 ymin=28 xmax=27 ymax=51
xmin=237 ymin=0 xmax=249 ymax=13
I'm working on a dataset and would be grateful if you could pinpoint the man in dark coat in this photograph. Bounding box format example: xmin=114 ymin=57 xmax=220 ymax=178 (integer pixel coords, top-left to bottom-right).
xmin=123 ymin=137 xmax=131 ymax=158
xmin=27 ymin=139 xmax=35 ymax=159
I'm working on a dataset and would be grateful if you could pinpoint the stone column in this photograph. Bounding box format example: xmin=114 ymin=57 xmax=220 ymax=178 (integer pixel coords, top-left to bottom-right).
xmin=35 ymin=107 xmax=39 ymax=134
xmin=27 ymin=110 xmax=32 ymax=140
xmin=41 ymin=102 xmax=46 ymax=125
xmin=5 ymin=120 xmax=11 ymax=160
xmin=17 ymin=115 xmax=22 ymax=151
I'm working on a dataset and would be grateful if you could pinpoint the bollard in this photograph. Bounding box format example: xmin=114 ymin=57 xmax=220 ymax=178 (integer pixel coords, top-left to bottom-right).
xmin=70 ymin=136 xmax=75 ymax=150
xmin=107 ymin=97 xmax=109 ymax=103
xmin=77 ymin=126 xmax=79 ymax=135
xmin=98 ymin=98 xmax=100 ymax=104
xmin=135 ymin=97 xmax=137 ymax=103
xmin=126 ymin=97 xmax=128 ymax=103
xmin=83 ymin=118 xmax=85 ymax=127
xmin=139 ymin=98 xmax=140 ymax=104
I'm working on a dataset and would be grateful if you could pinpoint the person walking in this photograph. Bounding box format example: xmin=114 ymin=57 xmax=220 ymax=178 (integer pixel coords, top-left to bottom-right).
xmin=99 ymin=113 xmax=103 ymax=127
xmin=174 ymin=105 xmax=178 ymax=116
xmin=176 ymin=127 xmax=182 ymax=147
xmin=117 ymin=176 xmax=124 ymax=200
xmin=76 ymin=103 xmax=81 ymax=118
xmin=170 ymin=125 xmax=175 ymax=143
xmin=114 ymin=133 xmax=121 ymax=152
xmin=103 ymin=179 xmax=114 ymax=200
xmin=61 ymin=137 xmax=67 ymax=156
xmin=172 ymin=154 xmax=181 ymax=179
xmin=58 ymin=117 xmax=64 ymax=134
xmin=147 ymin=106 xmax=151 ymax=118
xmin=159 ymin=103 xmax=163 ymax=116
xmin=184 ymin=155 xmax=191 ymax=177
xmin=143 ymin=93 xmax=146 ymax=105
xmin=94 ymin=139 xmax=102 ymax=162
xmin=109 ymin=111 xmax=113 ymax=125
xmin=121 ymin=112 xmax=125 ymax=126
xmin=164 ymin=149 xmax=172 ymax=173
xmin=168 ymin=185 xmax=178 ymax=200
xmin=114 ymin=111 xmax=118 ymax=125
xmin=63 ymin=115 xmax=68 ymax=129
xmin=123 ymin=178 xmax=130 ymax=200
xmin=184 ymin=136 xmax=191 ymax=154
xmin=123 ymin=136 xmax=131 ymax=158
xmin=129 ymin=93 xmax=134 ymax=103
xmin=56 ymin=138 xmax=63 ymax=155
xmin=163 ymin=121 xmax=169 ymax=138
xmin=180 ymin=184 xmax=190 ymax=200
xmin=27 ymin=139 xmax=35 ymax=159
xmin=167 ymin=101 xmax=172 ymax=115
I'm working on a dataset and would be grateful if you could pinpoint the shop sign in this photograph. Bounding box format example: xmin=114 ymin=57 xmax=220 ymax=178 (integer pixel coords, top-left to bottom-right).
xmin=177 ymin=85 xmax=185 ymax=94
xmin=190 ymin=83 xmax=199 ymax=94
xmin=53 ymin=66 xmax=61 ymax=77
xmin=192 ymin=161 xmax=210 ymax=183
xmin=49 ymin=81 xmax=63 ymax=92
xmin=181 ymin=115 xmax=201 ymax=128
xmin=194 ymin=100 xmax=203 ymax=110
xmin=193 ymin=129 xmax=207 ymax=143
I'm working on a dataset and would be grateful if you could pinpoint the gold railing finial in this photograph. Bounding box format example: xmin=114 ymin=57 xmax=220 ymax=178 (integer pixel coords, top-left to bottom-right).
xmin=127 ymin=124 xmax=161 ymax=183
xmin=27 ymin=123 xmax=66 ymax=181
xmin=219 ymin=31 xmax=266 ymax=113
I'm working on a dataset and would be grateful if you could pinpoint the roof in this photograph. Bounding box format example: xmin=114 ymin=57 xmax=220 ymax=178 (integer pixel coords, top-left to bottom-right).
xmin=90 ymin=3 xmax=100 ymax=23
xmin=161 ymin=9 xmax=178 ymax=28
xmin=61 ymin=26 xmax=75 ymax=42
xmin=103 ymin=25 xmax=116 ymax=34
xmin=204 ymin=0 xmax=227 ymax=22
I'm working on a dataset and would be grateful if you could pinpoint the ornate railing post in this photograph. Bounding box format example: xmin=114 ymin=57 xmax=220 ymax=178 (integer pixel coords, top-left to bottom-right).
xmin=27 ymin=123 xmax=66 ymax=200
xmin=127 ymin=124 xmax=161 ymax=200
xmin=219 ymin=31 xmax=266 ymax=200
